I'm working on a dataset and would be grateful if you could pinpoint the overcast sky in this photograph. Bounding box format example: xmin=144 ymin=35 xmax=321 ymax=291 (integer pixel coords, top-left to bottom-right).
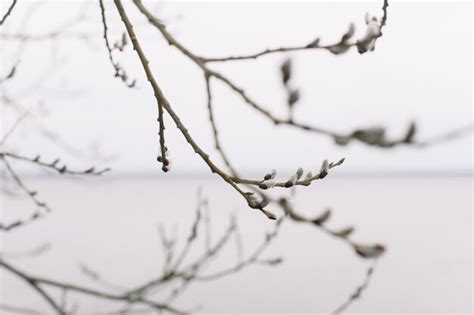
xmin=1 ymin=1 xmax=472 ymax=175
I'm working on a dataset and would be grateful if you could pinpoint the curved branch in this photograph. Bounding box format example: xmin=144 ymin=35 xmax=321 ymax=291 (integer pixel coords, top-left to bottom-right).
xmin=98 ymin=0 xmax=136 ymax=88
xmin=133 ymin=0 xmax=470 ymax=149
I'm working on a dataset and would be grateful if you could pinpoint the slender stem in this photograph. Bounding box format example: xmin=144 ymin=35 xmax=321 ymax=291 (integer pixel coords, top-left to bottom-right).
xmin=204 ymin=74 xmax=238 ymax=176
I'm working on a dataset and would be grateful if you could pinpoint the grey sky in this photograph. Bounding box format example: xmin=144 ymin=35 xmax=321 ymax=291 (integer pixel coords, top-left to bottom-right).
xmin=1 ymin=1 xmax=472 ymax=175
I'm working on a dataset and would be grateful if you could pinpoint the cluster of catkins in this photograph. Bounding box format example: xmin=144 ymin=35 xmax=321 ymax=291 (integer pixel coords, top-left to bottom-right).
xmin=329 ymin=13 xmax=383 ymax=55
xmin=258 ymin=159 xmax=333 ymax=190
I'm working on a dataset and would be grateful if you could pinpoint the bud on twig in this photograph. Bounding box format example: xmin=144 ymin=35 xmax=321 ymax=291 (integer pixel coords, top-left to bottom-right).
xmin=319 ymin=159 xmax=329 ymax=178
xmin=331 ymin=226 xmax=355 ymax=238
xmin=259 ymin=180 xmax=275 ymax=190
xmin=284 ymin=174 xmax=298 ymax=188
xmin=306 ymin=37 xmax=320 ymax=48
xmin=296 ymin=167 xmax=304 ymax=179
xmin=353 ymin=243 xmax=385 ymax=258
xmin=312 ymin=208 xmax=331 ymax=226
xmin=264 ymin=169 xmax=277 ymax=180
xmin=288 ymin=89 xmax=300 ymax=107
xmin=403 ymin=121 xmax=417 ymax=143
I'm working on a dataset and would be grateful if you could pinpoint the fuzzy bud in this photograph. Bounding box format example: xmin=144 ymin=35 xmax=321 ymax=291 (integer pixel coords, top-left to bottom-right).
xmin=284 ymin=174 xmax=298 ymax=188
xmin=259 ymin=180 xmax=275 ymax=190
xmin=334 ymin=135 xmax=351 ymax=146
xmin=319 ymin=159 xmax=329 ymax=178
xmin=329 ymin=43 xmax=351 ymax=55
xmin=353 ymin=243 xmax=386 ymax=259
xmin=264 ymin=169 xmax=277 ymax=180
xmin=306 ymin=37 xmax=320 ymax=48
xmin=403 ymin=122 xmax=417 ymax=143
xmin=331 ymin=226 xmax=354 ymax=238
xmin=247 ymin=194 xmax=260 ymax=208
xmin=296 ymin=167 xmax=304 ymax=179
xmin=312 ymin=209 xmax=331 ymax=226
xmin=357 ymin=15 xmax=381 ymax=54
xmin=280 ymin=58 xmax=292 ymax=85
xmin=259 ymin=198 xmax=270 ymax=208
xmin=288 ymin=89 xmax=300 ymax=107
xmin=341 ymin=22 xmax=356 ymax=42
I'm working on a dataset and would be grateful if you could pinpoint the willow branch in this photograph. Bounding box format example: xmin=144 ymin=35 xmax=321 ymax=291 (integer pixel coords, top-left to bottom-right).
xmin=133 ymin=0 xmax=471 ymax=149
xmin=202 ymin=0 xmax=389 ymax=62
xmin=113 ymin=0 xmax=276 ymax=218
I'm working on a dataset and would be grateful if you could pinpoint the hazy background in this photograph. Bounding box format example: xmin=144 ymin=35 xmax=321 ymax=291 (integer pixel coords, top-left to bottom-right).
xmin=1 ymin=1 xmax=473 ymax=314
xmin=2 ymin=177 xmax=472 ymax=313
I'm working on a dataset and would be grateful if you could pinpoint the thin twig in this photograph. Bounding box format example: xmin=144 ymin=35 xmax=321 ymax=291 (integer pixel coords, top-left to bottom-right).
xmin=332 ymin=259 xmax=380 ymax=314
xmin=98 ymin=0 xmax=136 ymax=88
xmin=0 ymin=0 xmax=18 ymax=26
xmin=1 ymin=152 xmax=111 ymax=175
xmin=194 ymin=217 xmax=284 ymax=281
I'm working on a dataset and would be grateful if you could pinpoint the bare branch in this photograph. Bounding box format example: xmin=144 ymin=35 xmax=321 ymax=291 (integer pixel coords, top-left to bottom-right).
xmin=113 ymin=0 xmax=274 ymax=218
xmin=0 ymin=260 xmax=188 ymax=315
